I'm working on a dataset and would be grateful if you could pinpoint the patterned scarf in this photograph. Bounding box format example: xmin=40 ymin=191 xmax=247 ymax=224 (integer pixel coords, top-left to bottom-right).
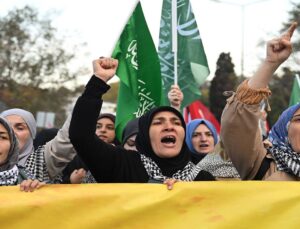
xmin=82 ymin=170 xmax=97 ymax=183
xmin=0 ymin=165 xmax=19 ymax=186
xmin=196 ymin=153 xmax=240 ymax=178
xmin=140 ymin=154 xmax=203 ymax=181
xmin=25 ymin=145 xmax=51 ymax=183
xmin=268 ymin=144 xmax=300 ymax=176
xmin=268 ymin=103 xmax=300 ymax=177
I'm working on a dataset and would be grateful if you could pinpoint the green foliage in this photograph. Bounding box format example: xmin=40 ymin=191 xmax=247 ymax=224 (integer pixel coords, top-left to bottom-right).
xmin=209 ymin=53 xmax=238 ymax=122
xmin=206 ymin=3 xmax=299 ymax=127
xmin=0 ymin=5 xmax=83 ymax=87
xmin=0 ymin=5 xmax=87 ymax=127
xmin=0 ymin=78 xmax=76 ymax=127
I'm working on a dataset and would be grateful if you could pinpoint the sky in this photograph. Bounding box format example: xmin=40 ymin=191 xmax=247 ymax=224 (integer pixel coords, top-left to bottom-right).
xmin=1 ymin=0 xmax=296 ymax=86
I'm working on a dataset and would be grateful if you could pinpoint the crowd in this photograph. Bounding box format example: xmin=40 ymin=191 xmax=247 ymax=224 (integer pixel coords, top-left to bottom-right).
xmin=0 ymin=22 xmax=298 ymax=192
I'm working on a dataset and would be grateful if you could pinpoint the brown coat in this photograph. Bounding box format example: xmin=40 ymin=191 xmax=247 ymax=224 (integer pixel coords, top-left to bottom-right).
xmin=220 ymin=80 xmax=300 ymax=181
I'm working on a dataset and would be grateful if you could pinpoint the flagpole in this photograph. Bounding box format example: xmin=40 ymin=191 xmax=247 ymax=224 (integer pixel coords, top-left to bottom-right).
xmin=172 ymin=0 xmax=178 ymax=85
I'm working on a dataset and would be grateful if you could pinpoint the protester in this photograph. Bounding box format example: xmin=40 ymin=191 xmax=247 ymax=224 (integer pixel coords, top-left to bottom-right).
xmin=1 ymin=109 xmax=37 ymax=169
xmin=119 ymin=83 xmax=182 ymax=152
xmin=95 ymin=113 xmax=120 ymax=146
xmin=186 ymin=119 xmax=218 ymax=164
xmin=0 ymin=116 xmax=44 ymax=190
xmin=1 ymin=109 xmax=76 ymax=183
xmin=0 ymin=116 xmax=29 ymax=185
xmin=221 ymin=22 xmax=298 ymax=180
xmin=62 ymin=113 xmax=119 ymax=184
xmin=185 ymin=119 xmax=239 ymax=180
xmin=69 ymin=57 xmax=215 ymax=183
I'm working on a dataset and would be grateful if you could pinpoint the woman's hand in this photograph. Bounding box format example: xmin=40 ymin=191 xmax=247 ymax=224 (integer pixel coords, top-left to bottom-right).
xmin=164 ymin=178 xmax=178 ymax=190
xmin=93 ymin=57 xmax=118 ymax=83
xmin=168 ymin=85 xmax=184 ymax=111
xmin=265 ymin=22 xmax=297 ymax=66
xmin=20 ymin=179 xmax=46 ymax=192
xmin=249 ymin=22 xmax=297 ymax=89
xmin=70 ymin=168 xmax=86 ymax=184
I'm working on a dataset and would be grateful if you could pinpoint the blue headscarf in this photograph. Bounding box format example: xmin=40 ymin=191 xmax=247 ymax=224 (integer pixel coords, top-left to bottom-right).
xmin=186 ymin=119 xmax=218 ymax=155
xmin=269 ymin=103 xmax=300 ymax=147
xmin=268 ymin=103 xmax=300 ymax=177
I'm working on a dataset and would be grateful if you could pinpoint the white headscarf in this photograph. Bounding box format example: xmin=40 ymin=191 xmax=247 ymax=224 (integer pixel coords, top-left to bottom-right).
xmin=1 ymin=108 xmax=36 ymax=167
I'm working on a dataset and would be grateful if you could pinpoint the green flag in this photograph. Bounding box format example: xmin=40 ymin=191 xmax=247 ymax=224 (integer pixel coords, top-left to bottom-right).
xmin=289 ymin=75 xmax=300 ymax=106
xmin=158 ymin=0 xmax=210 ymax=107
xmin=112 ymin=2 xmax=163 ymax=141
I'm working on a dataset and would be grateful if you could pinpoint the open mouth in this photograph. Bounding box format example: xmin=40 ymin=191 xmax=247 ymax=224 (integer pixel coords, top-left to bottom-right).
xmin=199 ymin=144 xmax=209 ymax=147
xmin=99 ymin=135 xmax=107 ymax=140
xmin=161 ymin=135 xmax=176 ymax=144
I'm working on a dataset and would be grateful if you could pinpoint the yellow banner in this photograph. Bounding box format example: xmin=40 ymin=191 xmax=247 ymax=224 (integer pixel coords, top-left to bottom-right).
xmin=1 ymin=182 xmax=300 ymax=228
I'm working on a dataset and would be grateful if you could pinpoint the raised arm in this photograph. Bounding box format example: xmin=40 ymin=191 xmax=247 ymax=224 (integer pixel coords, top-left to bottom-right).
xmin=43 ymin=58 xmax=119 ymax=179
xmin=221 ymin=22 xmax=297 ymax=180
xmin=69 ymin=58 xmax=121 ymax=181
xmin=168 ymin=84 xmax=184 ymax=111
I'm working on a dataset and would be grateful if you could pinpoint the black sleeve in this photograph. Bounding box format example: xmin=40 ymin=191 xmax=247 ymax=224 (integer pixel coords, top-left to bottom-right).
xmin=69 ymin=76 xmax=148 ymax=183
xmin=61 ymin=155 xmax=88 ymax=184
xmin=195 ymin=170 xmax=216 ymax=181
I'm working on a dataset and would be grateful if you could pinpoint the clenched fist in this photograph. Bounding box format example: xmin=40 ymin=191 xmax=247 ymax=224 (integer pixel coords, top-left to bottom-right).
xmin=93 ymin=57 xmax=118 ymax=83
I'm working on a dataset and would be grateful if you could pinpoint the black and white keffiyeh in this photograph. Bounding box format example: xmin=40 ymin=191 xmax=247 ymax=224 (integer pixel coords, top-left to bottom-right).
xmin=25 ymin=145 xmax=51 ymax=183
xmin=0 ymin=165 xmax=19 ymax=186
xmin=196 ymin=153 xmax=240 ymax=178
xmin=268 ymin=145 xmax=300 ymax=177
xmin=140 ymin=154 xmax=203 ymax=181
xmin=268 ymin=103 xmax=300 ymax=177
xmin=82 ymin=170 xmax=97 ymax=183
